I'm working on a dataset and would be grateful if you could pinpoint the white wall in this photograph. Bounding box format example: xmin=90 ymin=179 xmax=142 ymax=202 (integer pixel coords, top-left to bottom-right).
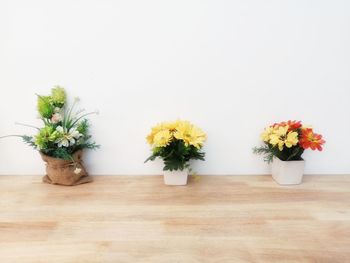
xmin=1 ymin=0 xmax=349 ymax=175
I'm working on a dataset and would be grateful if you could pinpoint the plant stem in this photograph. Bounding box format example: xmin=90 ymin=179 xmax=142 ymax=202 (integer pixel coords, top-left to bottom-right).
xmin=15 ymin=122 xmax=40 ymax=130
xmin=71 ymin=111 xmax=98 ymax=127
xmin=0 ymin=135 xmax=23 ymax=139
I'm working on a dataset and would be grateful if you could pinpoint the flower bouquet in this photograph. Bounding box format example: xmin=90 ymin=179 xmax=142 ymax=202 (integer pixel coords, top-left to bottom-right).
xmin=4 ymin=86 xmax=99 ymax=185
xmin=145 ymin=120 xmax=207 ymax=185
xmin=253 ymin=120 xmax=325 ymax=185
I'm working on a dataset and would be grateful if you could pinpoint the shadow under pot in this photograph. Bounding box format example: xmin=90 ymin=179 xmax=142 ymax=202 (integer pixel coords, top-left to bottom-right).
xmin=40 ymin=150 xmax=92 ymax=186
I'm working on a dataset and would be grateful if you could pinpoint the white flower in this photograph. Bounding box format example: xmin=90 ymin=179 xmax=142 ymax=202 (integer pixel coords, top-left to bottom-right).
xmin=70 ymin=128 xmax=82 ymax=140
xmin=55 ymin=126 xmax=82 ymax=148
xmin=54 ymin=107 xmax=61 ymax=113
xmin=56 ymin=137 xmax=69 ymax=148
xmin=56 ymin=126 xmax=64 ymax=133
xmin=74 ymin=167 xmax=82 ymax=174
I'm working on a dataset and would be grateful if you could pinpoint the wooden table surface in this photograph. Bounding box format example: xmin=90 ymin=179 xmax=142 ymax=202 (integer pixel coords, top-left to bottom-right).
xmin=0 ymin=175 xmax=350 ymax=263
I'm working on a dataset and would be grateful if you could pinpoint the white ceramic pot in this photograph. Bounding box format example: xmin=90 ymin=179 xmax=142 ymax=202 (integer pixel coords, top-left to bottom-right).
xmin=163 ymin=169 xmax=189 ymax=185
xmin=271 ymin=157 xmax=305 ymax=185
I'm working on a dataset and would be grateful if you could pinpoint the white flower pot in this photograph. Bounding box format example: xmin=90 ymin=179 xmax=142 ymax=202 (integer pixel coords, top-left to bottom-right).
xmin=163 ymin=169 xmax=189 ymax=185
xmin=271 ymin=157 xmax=305 ymax=185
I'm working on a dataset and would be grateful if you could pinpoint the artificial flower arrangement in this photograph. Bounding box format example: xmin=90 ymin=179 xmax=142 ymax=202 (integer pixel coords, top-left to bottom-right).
xmin=5 ymin=86 xmax=99 ymax=185
xmin=253 ymin=120 xmax=325 ymax=185
xmin=145 ymin=120 xmax=207 ymax=185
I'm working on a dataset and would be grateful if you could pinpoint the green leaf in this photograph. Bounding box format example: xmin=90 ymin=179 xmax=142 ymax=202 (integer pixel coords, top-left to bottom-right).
xmin=146 ymin=140 xmax=206 ymax=171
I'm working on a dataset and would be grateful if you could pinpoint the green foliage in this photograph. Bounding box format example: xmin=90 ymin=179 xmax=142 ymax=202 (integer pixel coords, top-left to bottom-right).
xmin=42 ymin=147 xmax=73 ymax=161
xmin=51 ymin=86 xmax=66 ymax=106
xmin=253 ymin=143 xmax=304 ymax=163
xmin=37 ymin=96 xmax=54 ymax=118
xmin=32 ymin=117 xmax=99 ymax=160
xmin=145 ymin=140 xmax=205 ymax=171
xmin=34 ymin=125 xmax=59 ymax=149
xmin=253 ymin=145 xmax=274 ymax=163
xmin=77 ymin=119 xmax=89 ymax=135
xmin=22 ymin=135 xmax=36 ymax=147
xmin=18 ymin=87 xmax=99 ymax=161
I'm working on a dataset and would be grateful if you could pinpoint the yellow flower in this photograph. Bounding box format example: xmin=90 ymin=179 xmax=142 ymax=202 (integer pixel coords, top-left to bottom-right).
xmin=174 ymin=121 xmax=192 ymax=146
xmin=174 ymin=121 xmax=206 ymax=148
xmin=269 ymin=126 xmax=287 ymax=146
xmin=274 ymin=126 xmax=289 ymax=137
xmin=261 ymin=127 xmax=274 ymax=142
xmin=164 ymin=121 xmax=180 ymax=132
xmin=147 ymin=120 xmax=207 ymax=149
xmin=269 ymin=126 xmax=299 ymax=151
xmin=146 ymin=122 xmax=168 ymax=145
xmin=188 ymin=126 xmax=207 ymax=148
xmin=153 ymin=130 xmax=172 ymax=147
xmin=285 ymin=131 xmax=299 ymax=148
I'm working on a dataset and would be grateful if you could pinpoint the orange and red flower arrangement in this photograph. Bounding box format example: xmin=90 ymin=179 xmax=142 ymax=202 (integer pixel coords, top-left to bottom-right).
xmin=254 ymin=120 xmax=325 ymax=163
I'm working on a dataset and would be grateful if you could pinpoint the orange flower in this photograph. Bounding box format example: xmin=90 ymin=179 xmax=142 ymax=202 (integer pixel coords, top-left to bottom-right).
xmin=285 ymin=120 xmax=302 ymax=131
xmin=299 ymin=128 xmax=325 ymax=151
xmin=272 ymin=120 xmax=302 ymax=131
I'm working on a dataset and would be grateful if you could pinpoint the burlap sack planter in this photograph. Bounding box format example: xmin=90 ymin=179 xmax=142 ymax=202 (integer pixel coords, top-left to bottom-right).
xmin=40 ymin=150 xmax=92 ymax=186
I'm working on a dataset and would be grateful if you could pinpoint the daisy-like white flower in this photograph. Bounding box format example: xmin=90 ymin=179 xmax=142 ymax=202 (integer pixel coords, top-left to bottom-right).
xmin=55 ymin=126 xmax=82 ymax=148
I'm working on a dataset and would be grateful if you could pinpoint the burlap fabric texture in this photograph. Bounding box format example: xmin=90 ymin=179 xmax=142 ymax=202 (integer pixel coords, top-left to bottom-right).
xmin=40 ymin=150 xmax=92 ymax=186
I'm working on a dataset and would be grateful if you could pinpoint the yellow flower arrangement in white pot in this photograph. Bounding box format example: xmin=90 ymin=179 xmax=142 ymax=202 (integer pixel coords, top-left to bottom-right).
xmin=145 ymin=120 xmax=207 ymax=185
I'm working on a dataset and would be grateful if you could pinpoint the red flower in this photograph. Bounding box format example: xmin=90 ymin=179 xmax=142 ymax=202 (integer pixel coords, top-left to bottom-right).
xmin=299 ymin=128 xmax=325 ymax=151
xmin=285 ymin=120 xmax=302 ymax=131
xmin=272 ymin=120 xmax=302 ymax=131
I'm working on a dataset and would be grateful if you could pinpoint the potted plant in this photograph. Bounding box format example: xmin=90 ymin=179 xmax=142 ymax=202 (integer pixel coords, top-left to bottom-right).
xmin=145 ymin=120 xmax=207 ymax=185
xmin=1 ymin=86 xmax=99 ymax=186
xmin=253 ymin=120 xmax=325 ymax=185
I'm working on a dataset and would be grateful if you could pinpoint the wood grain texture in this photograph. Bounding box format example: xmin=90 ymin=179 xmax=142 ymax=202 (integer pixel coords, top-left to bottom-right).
xmin=0 ymin=175 xmax=350 ymax=263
